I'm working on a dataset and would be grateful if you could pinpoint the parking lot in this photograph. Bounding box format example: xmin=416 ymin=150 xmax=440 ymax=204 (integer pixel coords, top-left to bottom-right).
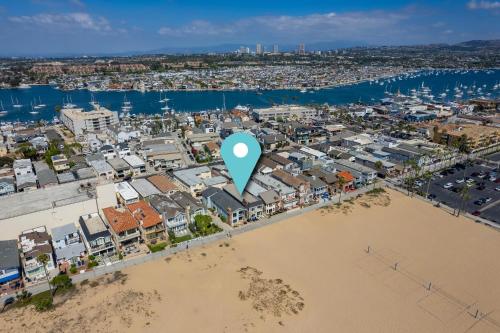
xmin=415 ymin=161 xmax=500 ymax=223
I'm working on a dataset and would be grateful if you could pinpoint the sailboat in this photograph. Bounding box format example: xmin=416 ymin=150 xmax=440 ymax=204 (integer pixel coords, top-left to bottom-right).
xmin=11 ymin=96 xmax=22 ymax=108
xmin=0 ymin=101 xmax=7 ymax=115
xmin=63 ymin=96 xmax=77 ymax=108
xmin=29 ymin=102 xmax=39 ymax=115
xmin=36 ymin=96 xmax=46 ymax=108
xmin=160 ymin=98 xmax=171 ymax=112
xmin=89 ymin=94 xmax=99 ymax=108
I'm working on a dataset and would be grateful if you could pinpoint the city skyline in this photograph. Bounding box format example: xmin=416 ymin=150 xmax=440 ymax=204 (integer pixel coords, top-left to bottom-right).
xmin=0 ymin=0 xmax=499 ymax=56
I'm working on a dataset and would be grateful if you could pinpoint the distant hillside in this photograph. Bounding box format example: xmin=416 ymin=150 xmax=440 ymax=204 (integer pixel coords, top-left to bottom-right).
xmin=454 ymin=39 xmax=500 ymax=49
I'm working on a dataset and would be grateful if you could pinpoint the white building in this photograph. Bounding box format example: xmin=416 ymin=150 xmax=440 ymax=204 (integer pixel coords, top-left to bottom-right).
xmin=123 ymin=154 xmax=146 ymax=176
xmin=60 ymin=107 xmax=119 ymax=136
xmin=114 ymin=182 xmax=139 ymax=205
xmin=252 ymin=105 xmax=322 ymax=122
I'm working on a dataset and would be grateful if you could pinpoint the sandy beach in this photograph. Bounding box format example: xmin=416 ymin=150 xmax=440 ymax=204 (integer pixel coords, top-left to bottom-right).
xmin=2 ymin=188 xmax=500 ymax=333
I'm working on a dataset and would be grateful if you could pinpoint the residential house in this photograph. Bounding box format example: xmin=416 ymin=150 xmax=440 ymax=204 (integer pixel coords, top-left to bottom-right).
xmin=89 ymin=159 xmax=114 ymax=180
xmin=223 ymin=184 xmax=264 ymax=220
xmin=33 ymin=161 xmax=58 ymax=188
xmin=172 ymin=166 xmax=211 ymax=197
xmin=51 ymin=223 xmax=86 ymax=266
xmin=99 ymin=144 xmax=117 ymax=160
xmin=271 ymin=169 xmax=311 ymax=205
xmin=288 ymin=152 xmax=313 ymax=171
xmin=0 ymin=177 xmax=15 ymax=196
xmin=78 ymin=213 xmax=116 ymax=258
xmin=209 ymin=189 xmax=247 ymax=226
xmin=115 ymin=182 xmax=140 ymax=205
xmin=204 ymin=141 xmax=221 ymax=159
xmin=299 ymin=175 xmax=328 ymax=199
xmin=51 ymin=154 xmax=70 ymax=173
xmin=116 ymin=142 xmax=132 ymax=158
xmin=102 ymin=206 xmax=141 ymax=251
xmin=129 ymin=178 xmax=161 ymax=199
xmin=141 ymin=142 xmax=182 ymax=170
xmin=259 ymin=190 xmax=281 ymax=215
xmin=107 ymin=158 xmax=131 ymax=179
xmin=123 ymin=154 xmax=146 ymax=176
xmin=147 ymin=175 xmax=179 ymax=195
xmin=259 ymin=134 xmax=288 ymax=152
xmin=171 ymin=191 xmax=205 ymax=222
xmin=149 ymin=194 xmax=188 ymax=236
xmin=336 ymin=171 xmax=355 ymax=192
xmin=253 ymin=174 xmax=298 ymax=210
xmin=13 ymin=159 xmax=37 ymax=192
xmin=268 ymin=153 xmax=301 ymax=175
xmin=18 ymin=226 xmax=55 ymax=282
xmin=305 ymin=167 xmax=338 ymax=195
xmin=127 ymin=200 xmax=165 ymax=243
xmin=0 ymin=240 xmax=21 ymax=293
xmin=334 ymin=159 xmax=377 ymax=187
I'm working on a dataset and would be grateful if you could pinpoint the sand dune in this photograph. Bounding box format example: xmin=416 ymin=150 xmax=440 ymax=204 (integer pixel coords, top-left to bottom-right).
xmin=2 ymin=188 xmax=500 ymax=333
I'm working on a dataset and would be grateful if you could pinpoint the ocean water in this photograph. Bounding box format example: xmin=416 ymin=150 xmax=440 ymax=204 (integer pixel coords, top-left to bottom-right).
xmin=0 ymin=69 xmax=498 ymax=122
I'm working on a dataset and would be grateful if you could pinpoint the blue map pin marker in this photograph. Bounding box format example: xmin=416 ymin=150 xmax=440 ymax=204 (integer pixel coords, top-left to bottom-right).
xmin=221 ymin=132 xmax=262 ymax=195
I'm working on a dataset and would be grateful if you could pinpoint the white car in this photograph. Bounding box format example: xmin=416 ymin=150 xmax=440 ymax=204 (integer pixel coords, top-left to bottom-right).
xmin=443 ymin=183 xmax=453 ymax=189
xmin=455 ymin=178 xmax=465 ymax=184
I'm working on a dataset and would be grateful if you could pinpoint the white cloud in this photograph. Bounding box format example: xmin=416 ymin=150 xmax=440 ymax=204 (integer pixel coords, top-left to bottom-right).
xmin=8 ymin=12 xmax=112 ymax=32
xmin=467 ymin=0 xmax=500 ymax=9
xmin=157 ymin=10 xmax=408 ymax=42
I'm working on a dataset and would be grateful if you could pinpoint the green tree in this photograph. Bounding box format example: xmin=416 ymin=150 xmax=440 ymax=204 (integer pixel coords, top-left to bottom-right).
xmin=37 ymin=254 xmax=53 ymax=297
xmin=423 ymin=171 xmax=433 ymax=199
xmin=456 ymin=185 xmax=470 ymax=217
xmin=50 ymin=274 xmax=73 ymax=292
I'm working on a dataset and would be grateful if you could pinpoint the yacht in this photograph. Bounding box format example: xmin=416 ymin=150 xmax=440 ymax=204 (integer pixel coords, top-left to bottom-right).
xmin=11 ymin=96 xmax=23 ymax=108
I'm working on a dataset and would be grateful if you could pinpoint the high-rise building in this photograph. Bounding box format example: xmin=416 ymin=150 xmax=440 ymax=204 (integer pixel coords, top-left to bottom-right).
xmin=256 ymin=43 xmax=262 ymax=55
xmin=239 ymin=46 xmax=250 ymax=54
xmin=298 ymin=43 xmax=305 ymax=55
xmin=273 ymin=44 xmax=279 ymax=53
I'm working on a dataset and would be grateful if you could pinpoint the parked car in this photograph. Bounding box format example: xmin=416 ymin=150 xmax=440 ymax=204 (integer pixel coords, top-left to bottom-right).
xmin=443 ymin=182 xmax=453 ymax=189
xmin=495 ymin=186 xmax=500 ymax=192
xmin=415 ymin=180 xmax=424 ymax=187
xmin=484 ymin=197 xmax=492 ymax=203
xmin=474 ymin=199 xmax=485 ymax=206
xmin=456 ymin=178 xmax=465 ymax=184
xmin=427 ymin=194 xmax=437 ymax=200
xmin=472 ymin=211 xmax=481 ymax=216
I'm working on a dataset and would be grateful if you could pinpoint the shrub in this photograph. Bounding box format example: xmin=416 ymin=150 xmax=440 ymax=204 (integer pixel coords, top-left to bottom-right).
xmin=50 ymin=274 xmax=73 ymax=292
xmin=34 ymin=297 xmax=53 ymax=311
xmin=69 ymin=264 xmax=77 ymax=274
xmin=148 ymin=242 xmax=167 ymax=253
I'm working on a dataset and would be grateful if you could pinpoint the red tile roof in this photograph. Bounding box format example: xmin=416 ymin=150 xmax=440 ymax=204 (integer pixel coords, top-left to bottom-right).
xmin=337 ymin=171 xmax=354 ymax=182
xmin=102 ymin=207 xmax=139 ymax=233
xmin=127 ymin=200 xmax=162 ymax=228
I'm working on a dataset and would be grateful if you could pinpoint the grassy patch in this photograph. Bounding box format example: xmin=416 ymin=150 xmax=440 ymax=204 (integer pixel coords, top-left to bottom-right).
xmin=170 ymin=234 xmax=192 ymax=245
xmin=189 ymin=215 xmax=223 ymax=237
xmin=366 ymin=188 xmax=386 ymax=196
xmin=148 ymin=242 xmax=168 ymax=253
xmin=14 ymin=290 xmax=53 ymax=312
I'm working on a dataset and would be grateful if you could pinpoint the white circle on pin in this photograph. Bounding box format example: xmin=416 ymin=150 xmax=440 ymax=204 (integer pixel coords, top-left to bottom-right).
xmin=233 ymin=142 xmax=248 ymax=158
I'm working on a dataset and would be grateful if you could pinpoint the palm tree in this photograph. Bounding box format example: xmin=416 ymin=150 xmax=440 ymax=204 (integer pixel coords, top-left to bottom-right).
xmin=423 ymin=171 xmax=433 ymax=199
xmin=37 ymin=253 xmax=53 ymax=296
xmin=456 ymin=185 xmax=470 ymax=217
xmin=337 ymin=176 xmax=346 ymax=204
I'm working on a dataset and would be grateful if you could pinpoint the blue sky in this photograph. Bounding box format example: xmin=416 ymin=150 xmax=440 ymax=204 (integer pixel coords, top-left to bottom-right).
xmin=0 ymin=0 xmax=498 ymax=55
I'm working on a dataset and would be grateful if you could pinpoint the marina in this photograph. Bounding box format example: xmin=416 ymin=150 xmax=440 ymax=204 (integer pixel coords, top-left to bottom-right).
xmin=0 ymin=69 xmax=498 ymax=122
